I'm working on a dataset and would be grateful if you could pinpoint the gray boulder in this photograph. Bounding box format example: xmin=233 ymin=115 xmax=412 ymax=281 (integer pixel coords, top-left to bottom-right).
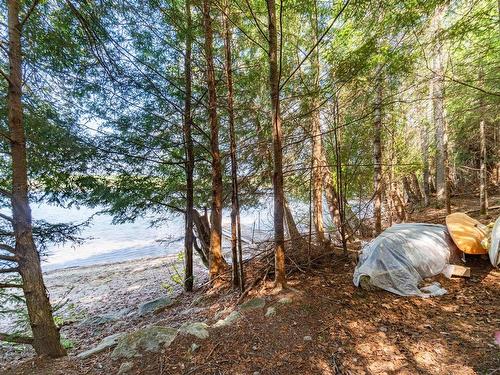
xmin=138 ymin=297 xmax=173 ymax=316
xmin=111 ymin=326 xmax=177 ymax=359
xmin=79 ymin=308 xmax=132 ymax=327
xmin=77 ymin=333 xmax=124 ymax=359
xmin=179 ymin=322 xmax=210 ymax=340
xmin=240 ymin=297 xmax=266 ymax=311
xmin=212 ymin=311 xmax=241 ymax=328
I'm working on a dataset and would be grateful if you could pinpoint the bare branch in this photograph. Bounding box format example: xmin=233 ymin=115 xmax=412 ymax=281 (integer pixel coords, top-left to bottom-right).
xmin=0 ymin=332 xmax=33 ymax=345
xmin=280 ymin=0 xmax=351 ymax=90
xmin=244 ymin=0 xmax=269 ymax=42
xmin=0 ymin=282 xmax=23 ymax=288
xmin=0 ymin=267 xmax=18 ymax=273
xmin=0 ymin=188 xmax=12 ymax=198
xmin=0 ymin=244 xmax=16 ymax=254
xmin=0 ymin=213 xmax=13 ymax=224
xmin=0 ymin=254 xmax=17 ymax=262
xmin=20 ymin=0 xmax=40 ymax=27
xmin=0 ymin=68 xmax=13 ymax=85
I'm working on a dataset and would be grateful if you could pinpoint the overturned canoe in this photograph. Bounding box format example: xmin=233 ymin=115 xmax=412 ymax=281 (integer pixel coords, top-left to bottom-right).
xmin=445 ymin=213 xmax=488 ymax=255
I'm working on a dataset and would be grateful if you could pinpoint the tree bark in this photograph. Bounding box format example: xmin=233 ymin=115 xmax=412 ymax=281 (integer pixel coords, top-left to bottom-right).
xmin=373 ymin=69 xmax=383 ymax=234
xmin=431 ymin=4 xmax=451 ymax=213
xmin=310 ymin=0 xmax=325 ymax=245
xmin=420 ymin=120 xmax=430 ymax=206
xmin=479 ymin=118 xmax=488 ymax=215
xmin=202 ymin=0 xmax=227 ymax=280
xmin=390 ymin=183 xmax=407 ymax=222
xmin=402 ymin=176 xmax=418 ymax=204
xmin=320 ymin=147 xmax=369 ymax=239
xmin=192 ymin=209 xmax=210 ymax=268
xmin=183 ymin=0 xmax=194 ymax=292
xmin=222 ymin=0 xmax=243 ymax=291
xmin=284 ymin=198 xmax=306 ymax=249
xmin=6 ymin=0 xmax=66 ymax=357
xmin=266 ymin=0 xmax=286 ymax=288
xmin=410 ymin=172 xmax=423 ymax=202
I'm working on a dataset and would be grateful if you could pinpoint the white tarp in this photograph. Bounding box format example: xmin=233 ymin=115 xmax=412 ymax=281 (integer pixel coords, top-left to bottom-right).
xmin=353 ymin=223 xmax=458 ymax=297
xmin=489 ymin=217 xmax=500 ymax=267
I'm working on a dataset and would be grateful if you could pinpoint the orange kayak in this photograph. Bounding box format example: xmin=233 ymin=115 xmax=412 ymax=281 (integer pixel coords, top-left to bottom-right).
xmin=445 ymin=213 xmax=488 ymax=255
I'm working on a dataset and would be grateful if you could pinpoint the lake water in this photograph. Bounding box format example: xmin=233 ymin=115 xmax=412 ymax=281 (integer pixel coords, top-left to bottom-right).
xmin=29 ymin=203 xmax=276 ymax=271
xmin=2 ymin=197 xmax=369 ymax=272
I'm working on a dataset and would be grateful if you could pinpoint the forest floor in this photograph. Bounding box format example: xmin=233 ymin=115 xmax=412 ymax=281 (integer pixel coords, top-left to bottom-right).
xmin=1 ymin=194 xmax=500 ymax=375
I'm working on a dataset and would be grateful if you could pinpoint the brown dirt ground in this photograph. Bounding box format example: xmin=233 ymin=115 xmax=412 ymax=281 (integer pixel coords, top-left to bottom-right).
xmin=2 ymin=197 xmax=500 ymax=375
xmin=4 ymin=256 xmax=499 ymax=375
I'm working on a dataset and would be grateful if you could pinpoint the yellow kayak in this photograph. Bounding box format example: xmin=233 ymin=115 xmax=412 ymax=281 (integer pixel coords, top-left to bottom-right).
xmin=445 ymin=213 xmax=488 ymax=255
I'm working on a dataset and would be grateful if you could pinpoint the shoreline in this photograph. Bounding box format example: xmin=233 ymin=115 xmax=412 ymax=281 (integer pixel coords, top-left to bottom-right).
xmin=1 ymin=254 xmax=208 ymax=366
xmin=43 ymin=253 xmax=179 ymax=275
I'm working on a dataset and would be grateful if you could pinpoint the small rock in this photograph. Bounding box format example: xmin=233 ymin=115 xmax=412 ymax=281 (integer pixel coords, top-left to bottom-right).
xmin=253 ymin=372 xmax=261 ymax=375
xmin=212 ymin=311 xmax=241 ymax=328
xmin=138 ymin=297 xmax=173 ymax=316
xmin=77 ymin=333 xmax=124 ymax=359
xmin=190 ymin=343 xmax=200 ymax=352
xmin=252 ymin=345 xmax=258 ymax=351
xmin=303 ymin=335 xmax=313 ymax=341
xmin=278 ymin=296 xmax=293 ymax=305
xmin=118 ymin=362 xmax=134 ymax=374
xmin=111 ymin=326 xmax=178 ymax=359
xmin=379 ymin=326 xmax=388 ymax=332
xmin=179 ymin=322 xmax=210 ymax=340
xmin=240 ymin=297 xmax=266 ymax=311
xmin=79 ymin=308 xmax=131 ymax=327
xmin=265 ymin=307 xmax=276 ymax=317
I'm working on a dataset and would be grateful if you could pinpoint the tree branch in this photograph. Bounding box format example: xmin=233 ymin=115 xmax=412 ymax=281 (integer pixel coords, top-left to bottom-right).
xmin=20 ymin=0 xmax=40 ymax=27
xmin=0 ymin=244 xmax=16 ymax=254
xmin=280 ymin=0 xmax=351 ymax=91
xmin=0 ymin=332 xmax=33 ymax=345
xmin=0 ymin=282 xmax=23 ymax=288
xmin=0 ymin=188 xmax=12 ymax=198
xmin=0 ymin=267 xmax=19 ymax=274
xmin=0 ymin=213 xmax=13 ymax=224
xmin=0 ymin=254 xmax=18 ymax=262
xmin=0 ymin=68 xmax=13 ymax=85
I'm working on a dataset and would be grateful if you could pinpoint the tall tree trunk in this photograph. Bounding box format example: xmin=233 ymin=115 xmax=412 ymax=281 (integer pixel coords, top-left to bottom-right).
xmin=310 ymin=0 xmax=325 ymax=245
xmin=320 ymin=147 xmax=369 ymax=239
xmin=222 ymin=1 xmax=244 ymax=291
xmin=431 ymin=4 xmax=451 ymax=213
xmin=402 ymin=176 xmax=418 ymax=204
xmin=479 ymin=118 xmax=488 ymax=215
xmin=266 ymin=0 xmax=286 ymax=288
xmin=373 ymin=69 xmax=383 ymax=235
xmin=6 ymin=0 xmax=65 ymax=357
xmin=202 ymin=0 xmax=226 ymax=279
xmin=192 ymin=209 xmax=210 ymax=268
xmin=391 ymin=182 xmax=407 ymax=222
xmin=410 ymin=172 xmax=423 ymax=202
xmin=284 ymin=198 xmax=306 ymax=249
xmin=420 ymin=120 xmax=430 ymax=206
xmin=386 ymin=132 xmax=395 ymax=227
xmin=183 ymin=0 xmax=194 ymax=292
